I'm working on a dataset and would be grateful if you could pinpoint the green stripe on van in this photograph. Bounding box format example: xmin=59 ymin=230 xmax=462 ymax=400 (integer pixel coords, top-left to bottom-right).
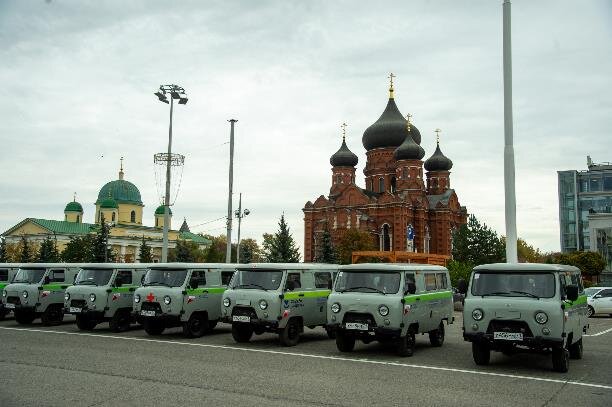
xmin=42 ymin=284 xmax=72 ymax=291
xmin=112 ymin=285 xmax=139 ymax=293
xmin=564 ymin=295 xmax=587 ymax=308
xmin=284 ymin=290 xmax=331 ymax=300
xmin=403 ymin=290 xmax=452 ymax=304
xmin=0 ymin=283 xmax=7 ymax=290
xmin=186 ymin=287 xmax=226 ymax=295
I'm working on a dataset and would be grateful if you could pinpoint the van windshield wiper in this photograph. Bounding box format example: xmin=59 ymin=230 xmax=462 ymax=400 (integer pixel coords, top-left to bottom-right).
xmin=509 ymin=290 xmax=540 ymax=299
xmin=344 ymin=286 xmax=386 ymax=295
xmin=76 ymin=281 xmax=97 ymax=285
xmin=144 ymin=281 xmax=171 ymax=287
xmin=237 ymin=283 xmax=268 ymax=291
xmin=481 ymin=291 xmax=512 ymax=296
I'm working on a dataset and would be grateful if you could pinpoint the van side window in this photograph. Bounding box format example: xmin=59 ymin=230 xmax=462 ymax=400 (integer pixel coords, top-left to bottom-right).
xmin=0 ymin=269 xmax=8 ymax=281
xmin=436 ymin=273 xmax=447 ymax=289
xmin=116 ymin=269 xmax=132 ymax=285
xmin=424 ymin=273 xmax=436 ymax=291
xmin=191 ymin=270 xmax=207 ymax=286
xmin=221 ymin=271 xmax=235 ymax=286
xmin=286 ymin=273 xmax=301 ymax=290
xmin=569 ymin=272 xmax=583 ymax=293
xmin=315 ymin=272 xmax=332 ymax=289
xmin=405 ymin=272 xmax=415 ymax=287
xmin=50 ymin=270 xmax=65 ymax=283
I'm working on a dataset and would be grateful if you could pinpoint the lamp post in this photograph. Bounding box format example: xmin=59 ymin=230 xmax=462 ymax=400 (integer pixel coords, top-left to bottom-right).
xmin=154 ymin=84 xmax=188 ymax=263
xmin=226 ymin=119 xmax=237 ymax=263
xmin=234 ymin=193 xmax=250 ymax=263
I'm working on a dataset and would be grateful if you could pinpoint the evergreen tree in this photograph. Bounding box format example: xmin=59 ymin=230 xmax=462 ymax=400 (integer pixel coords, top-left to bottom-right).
xmin=138 ymin=236 xmax=153 ymax=263
xmin=93 ymin=214 xmax=114 ymax=262
xmin=452 ymin=214 xmax=505 ymax=266
xmin=336 ymin=229 xmax=376 ymax=264
xmin=61 ymin=235 xmax=96 ymax=262
xmin=38 ymin=236 xmax=60 ymax=262
xmin=175 ymin=240 xmax=195 ymax=262
xmin=314 ymin=228 xmax=337 ymax=264
xmin=19 ymin=236 xmax=34 ymax=263
xmin=265 ymin=215 xmax=300 ymax=263
xmin=0 ymin=237 xmax=7 ymax=263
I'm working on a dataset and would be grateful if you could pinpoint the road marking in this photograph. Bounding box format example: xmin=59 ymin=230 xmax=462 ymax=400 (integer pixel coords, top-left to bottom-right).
xmin=1 ymin=326 xmax=611 ymax=391
xmin=584 ymin=327 xmax=612 ymax=337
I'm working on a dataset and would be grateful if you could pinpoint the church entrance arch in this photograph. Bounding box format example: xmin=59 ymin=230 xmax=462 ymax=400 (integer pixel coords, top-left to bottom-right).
xmin=381 ymin=224 xmax=392 ymax=251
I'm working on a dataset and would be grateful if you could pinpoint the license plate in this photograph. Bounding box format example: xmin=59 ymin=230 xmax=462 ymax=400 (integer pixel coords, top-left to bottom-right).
xmin=232 ymin=315 xmax=250 ymax=322
xmin=140 ymin=310 xmax=156 ymax=317
xmin=5 ymin=303 xmax=15 ymax=309
xmin=494 ymin=332 xmax=523 ymax=341
xmin=69 ymin=307 xmax=82 ymax=313
xmin=346 ymin=322 xmax=368 ymax=330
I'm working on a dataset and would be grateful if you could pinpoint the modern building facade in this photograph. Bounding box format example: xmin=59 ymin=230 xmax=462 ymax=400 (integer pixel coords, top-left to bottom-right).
xmin=558 ymin=157 xmax=612 ymax=273
xmin=303 ymin=78 xmax=467 ymax=262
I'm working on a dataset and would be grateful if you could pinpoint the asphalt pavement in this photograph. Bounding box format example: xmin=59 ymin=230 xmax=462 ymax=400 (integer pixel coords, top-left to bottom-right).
xmin=0 ymin=312 xmax=611 ymax=406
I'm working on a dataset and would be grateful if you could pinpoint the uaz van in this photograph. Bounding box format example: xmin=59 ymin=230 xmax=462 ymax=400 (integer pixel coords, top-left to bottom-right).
xmin=0 ymin=263 xmax=20 ymax=320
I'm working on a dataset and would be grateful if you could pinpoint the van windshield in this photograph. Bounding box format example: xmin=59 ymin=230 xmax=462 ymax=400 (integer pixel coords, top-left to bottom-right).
xmin=471 ymin=272 xmax=555 ymax=298
xmin=143 ymin=269 xmax=187 ymax=287
xmin=334 ymin=271 xmax=401 ymax=294
xmin=75 ymin=269 xmax=113 ymax=286
xmin=230 ymin=270 xmax=283 ymax=291
xmin=13 ymin=268 xmax=45 ymax=284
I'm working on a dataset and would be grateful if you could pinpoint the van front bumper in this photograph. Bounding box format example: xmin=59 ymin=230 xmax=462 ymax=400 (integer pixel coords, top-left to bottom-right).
xmin=329 ymin=323 xmax=402 ymax=340
xmin=64 ymin=307 xmax=105 ymax=319
xmin=222 ymin=315 xmax=280 ymax=332
xmin=463 ymin=332 xmax=564 ymax=349
xmin=133 ymin=312 xmax=182 ymax=327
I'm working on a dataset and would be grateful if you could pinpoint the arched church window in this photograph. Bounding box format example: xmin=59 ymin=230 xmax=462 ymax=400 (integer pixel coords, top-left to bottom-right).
xmin=130 ymin=210 xmax=136 ymax=223
xmin=382 ymin=224 xmax=391 ymax=251
xmin=155 ymin=218 xmax=159 ymax=227
xmin=112 ymin=212 xmax=116 ymax=222
xmin=337 ymin=175 xmax=342 ymax=184
xmin=77 ymin=215 xmax=80 ymax=223
xmin=379 ymin=177 xmax=385 ymax=193
xmin=390 ymin=177 xmax=397 ymax=193
xmin=402 ymin=167 xmax=408 ymax=179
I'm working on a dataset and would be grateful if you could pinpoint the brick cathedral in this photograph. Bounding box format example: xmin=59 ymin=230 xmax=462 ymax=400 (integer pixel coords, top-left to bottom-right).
xmin=303 ymin=77 xmax=467 ymax=262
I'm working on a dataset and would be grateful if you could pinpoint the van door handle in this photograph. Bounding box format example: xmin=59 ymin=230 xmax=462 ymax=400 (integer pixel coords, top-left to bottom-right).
xmin=298 ymin=293 xmax=304 ymax=297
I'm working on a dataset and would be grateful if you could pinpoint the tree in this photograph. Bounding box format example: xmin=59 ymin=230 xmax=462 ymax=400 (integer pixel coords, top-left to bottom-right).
xmin=139 ymin=236 xmax=153 ymax=263
xmin=314 ymin=228 xmax=337 ymax=264
xmin=19 ymin=236 xmax=35 ymax=263
xmin=239 ymin=238 xmax=262 ymax=263
xmin=93 ymin=214 xmax=114 ymax=262
xmin=452 ymin=214 xmax=505 ymax=266
xmin=169 ymin=240 xmax=206 ymax=263
xmin=558 ymin=251 xmax=606 ymax=277
xmin=38 ymin=236 xmax=60 ymax=262
xmin=447 ymin=259 xmax=473 ymax=287
xmin=264 ymin=215 xmax=300 ymax=263
xmin=0 ymin=237 xmax=7 ymax=263
xmin=203 ymin=235 xmax=228 ymax=263
xmin=516 ymin=238 xmax=544 ymax=263
xmin=61 ymin=235 xmax=96 ymax=262
xmin=336 ymin=229 xmax=376 ymax=265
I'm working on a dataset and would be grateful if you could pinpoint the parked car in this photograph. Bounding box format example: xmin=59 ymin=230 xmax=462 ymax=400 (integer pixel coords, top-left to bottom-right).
xmin=585 ymin=286 xmax=612 ymax=317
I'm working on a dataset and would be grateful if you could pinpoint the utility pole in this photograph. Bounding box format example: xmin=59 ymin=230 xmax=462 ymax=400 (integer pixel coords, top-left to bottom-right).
xmin=162 ymin=95 xmax=174 ymax=263
xmin=226 ymin=119 xmax=237 ymax=263
xmin=503 ymin=0 xmax=518 ymax=263
xmin=234 ymin=193 xmax=250 ymax=263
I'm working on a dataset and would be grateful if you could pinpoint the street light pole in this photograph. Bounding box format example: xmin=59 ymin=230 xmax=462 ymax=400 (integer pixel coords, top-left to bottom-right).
xmin=226 ymin=119 xmax=237 ymax=263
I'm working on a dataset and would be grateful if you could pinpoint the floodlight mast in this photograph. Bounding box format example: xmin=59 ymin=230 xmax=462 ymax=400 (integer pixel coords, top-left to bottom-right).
xmin=154 ymin=84 xmax=188 ymax=262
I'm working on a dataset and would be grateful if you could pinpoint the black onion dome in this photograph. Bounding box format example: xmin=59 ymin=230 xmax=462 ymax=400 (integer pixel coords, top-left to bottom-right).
xmin=330 ymin=138 xmax=358 ymax=167
xmin=424 ymin=143 xmax=453 ymax=171
xmin=362 ymin=98 xmax=422 ymax=150
xmin=394 ymin=132 xmax=425 ymax=160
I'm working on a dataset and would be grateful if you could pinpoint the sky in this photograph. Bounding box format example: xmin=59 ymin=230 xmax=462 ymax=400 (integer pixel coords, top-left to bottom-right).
xmin=0 ymin=0 xmax=610 ymax=255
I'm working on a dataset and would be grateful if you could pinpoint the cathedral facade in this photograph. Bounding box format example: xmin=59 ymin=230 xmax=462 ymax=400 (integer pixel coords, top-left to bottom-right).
xmin=303 ymin=79 xmax=467 ymax=262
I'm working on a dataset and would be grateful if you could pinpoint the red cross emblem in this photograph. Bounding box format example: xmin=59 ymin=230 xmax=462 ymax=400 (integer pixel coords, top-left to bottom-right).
xmin=146 ymin=292 xmax=155 ymax=302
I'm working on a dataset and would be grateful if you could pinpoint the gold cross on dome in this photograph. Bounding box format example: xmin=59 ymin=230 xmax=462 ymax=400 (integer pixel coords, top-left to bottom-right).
xmin=341 ymin=122 xmax=347 ymax=140
xmin=73 ymin=192 xmax=77 ymax=202
xmin=406 ymin=113 xmax=412 ymax=131
xmin=388 ymin=72 xmax=395 ymax=89
xmin=435 ymin=128 xmax=441 ymax=143
xmin=120 ymin=156 xmax=124 ymax=171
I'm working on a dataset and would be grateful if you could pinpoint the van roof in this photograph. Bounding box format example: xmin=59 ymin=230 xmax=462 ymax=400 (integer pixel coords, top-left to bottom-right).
xmin=148 ymin=263 xmax=239 ymax=271
xmin=18 ymin=263 xmax=86 ymax=268
xmin=80 ymin=263 xmax=151 ymax=270
xmin=339 ymin=263 xmax=448 ymax=272
xmin=473 ymin=263 xmax=580 ymax=273
xmin=236 ymin=263 xmax=340 ymax=271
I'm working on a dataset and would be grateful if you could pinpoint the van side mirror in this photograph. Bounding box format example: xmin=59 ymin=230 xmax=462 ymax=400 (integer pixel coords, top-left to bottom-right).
xmin=565 ymin=284 xmax=579 ymax=302
xmin=405 ymin=282 xmax=416 ymax=295
xmin=457 ymin=279 xmax=468 ymax=295
xmin=43 ymin=276 xmax=50 ymax=285
xmin=285 ymin=280 xmax=296 ymax=291
xmin=190 ymin=279 xmax=199 ymax=289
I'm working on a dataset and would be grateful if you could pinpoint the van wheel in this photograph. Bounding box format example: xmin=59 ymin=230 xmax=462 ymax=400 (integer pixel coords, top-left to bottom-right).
xmin=183 ymin=313 xmax=208 ymax=338
xmin=552 ymin=347 xmax=569 ymax=372
xmin=143 ymin=320 xmax=165 ymax=336
xmin=41 ymin=305 xmax=64 ymax=326
xmin=231 ymin=323 xmax=253 ymax=343
xmin=587 ymin=306 xmax=594 ymax=318
xmin=472 ymin=342 xmax=490 ymax=365
xmin=336 ymin=331 xmax=355 ymax=352
xmin=280 ymin=318 xmax=301 ymax=347
xmin=76 ymin=315 xmax=97 ymax=331
xmin=569 ymin=338 xmax=583 ymax=360
xmin=396 ymin=332 xmax=415 ymax=357
xmin=109 ymin=310 xmax=131 ymax=333
xmin=429 ymin=322 xmax=445 ymax=347
xmin=15 ymin=309 xmax=35 ymax=325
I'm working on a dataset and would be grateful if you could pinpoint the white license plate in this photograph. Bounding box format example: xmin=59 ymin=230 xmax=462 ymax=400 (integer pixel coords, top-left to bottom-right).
xmin=5 ymin=303 xmax=15 ymax=309
xmin=494 ymin=332 xmax=523 ymax=341
xmin=140 ymin=310 xmax=156 ymax=317
xmin=346 ymin=322 xmax=368 ymax=331
xmin=232 ymin=315 xmax=250 ymax=322
xmin=69 ymin=307 xmax=82 ymax=313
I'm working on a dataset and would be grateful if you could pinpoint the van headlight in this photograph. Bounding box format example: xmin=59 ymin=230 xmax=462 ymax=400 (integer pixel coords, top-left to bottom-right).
xmin=64 ymin=293 xmax=70 ymax=301
xmin=163 ymin=295 xmax=171 ymax=305
xmin=472 ymin=308 xmax=484 ymax=321
xmin=259 ymin=300 xmax=268 ymax=310
xmin=535 ymin=312 xmax=548 ymax=324
xmin=89 ymin=293 xmax=96 ymax=302
xmin=134 ymin=294 xmax=141 ymax=303
xmin=223 ymin=298 xmax=231 ymax=307
xmin=22 ymin=290 xmax=29 ymax=298
xmin=331 ymin=303 xmax=341 ymax=313
xmin=2 ymin=290 xmax=7 ymax=297
xmin=378 ymin=305 xmax=389 ymax=316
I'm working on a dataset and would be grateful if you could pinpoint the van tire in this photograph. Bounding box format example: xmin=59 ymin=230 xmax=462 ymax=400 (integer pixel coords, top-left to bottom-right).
xmin=15 ymin=309 xmax=36 ymax=324
xmin=76 ymin=315 xmax=97 ymax=331
xmin=336 ymin=331 xmax=355 ymax=352
xmin=429 ymin=322 xmax=445 ymax=347
xmin=143 ymin=320 xmax=165 ymax=336
xmin=587 ymin=306 xmax=594 ymax=318
xmin=280 ymin=318 xmax=301 ymax=347
xmin=109 ymin=309 xmax=131 ymax=333
xmin=41 ymin=305 xmax=64 ymax=326
xmin=183 ymin=313 xmax=208 ymax=338
xmin=472 ymin=342 xmax=490 ymax=365
xmin=396 ymin=332 xmax=415 ymax=357
xmin=552 ymin=347 xmax=569 ymax=372
xmin=232 ymin=323 xmax=253 ymax=343
xmin=569 ymin=338 xmax=583 ymax=360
